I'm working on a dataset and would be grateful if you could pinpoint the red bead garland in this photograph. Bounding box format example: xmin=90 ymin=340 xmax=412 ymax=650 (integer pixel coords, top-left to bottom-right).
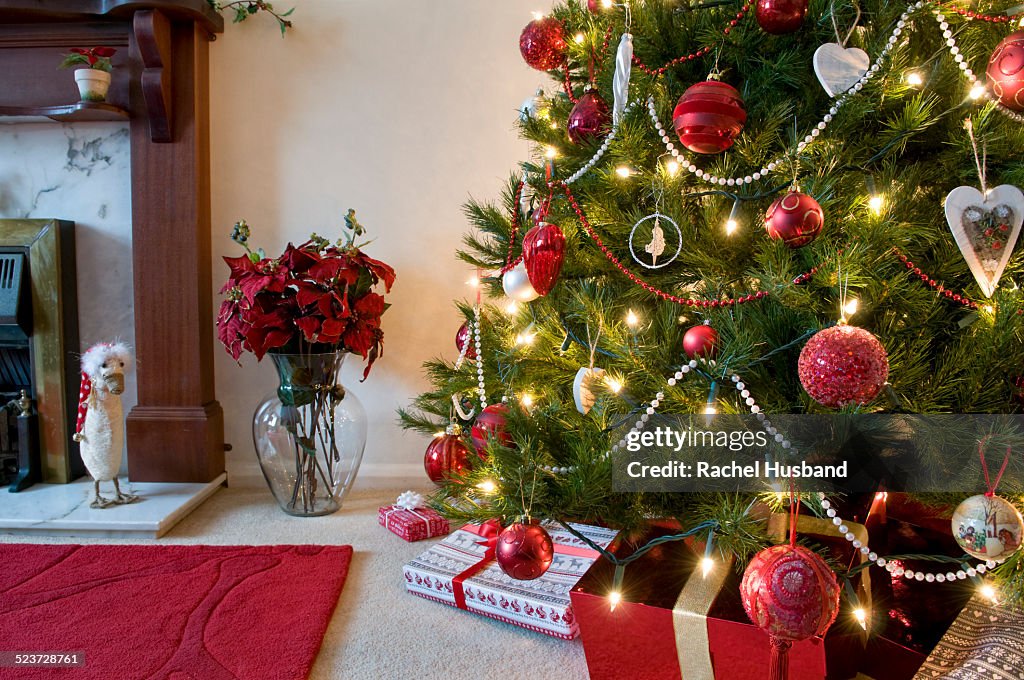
xmin=502 ymin=182 xmax=822 ymax=307
xmin=631 ymin=4 xmax=752 ymax=76
xmin=932 ymin=0 xmax=1013 ymax=23
xmin=501 ymin=181 xmax=528 ymax=275
xmin=893 ymin=248 xmax=980 ymax=310
xmin=560 ymin=182 xmax=770 ymax=308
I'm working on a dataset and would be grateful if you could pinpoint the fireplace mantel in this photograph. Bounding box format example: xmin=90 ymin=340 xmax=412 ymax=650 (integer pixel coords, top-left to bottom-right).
xmin=0 ymin=1 xmax=227 ymax=483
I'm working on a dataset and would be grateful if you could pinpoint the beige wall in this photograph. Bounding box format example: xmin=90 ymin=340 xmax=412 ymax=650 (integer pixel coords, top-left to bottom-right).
xmin=209 ymin=1 xmax=542 ymax=478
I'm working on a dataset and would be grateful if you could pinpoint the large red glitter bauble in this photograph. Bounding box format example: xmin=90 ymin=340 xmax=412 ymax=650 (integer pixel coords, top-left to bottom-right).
xmin=520 ymin=17 xmax=567 ymax=71
xmin=764 ymin=191 xmax=824 ymax=248
xmin=683 ymin=325 xmax=719 ymax=359
xmin=495 ymin=522 xmax=554 ymax=580
xmin=523 ymin=221 xmax=566 ymax=296
xmin=424 ymin=433 xmax=472 ymax=485
xmin=455 ymin=322 xmax=476 ymax=360
xmin=471 ymin=404 xmax=514 ymax=455
xmin=672 ymin=81 xmax=747 ymax=154
xmin=740 ymin=544 xmax=840 ymax=642
xmin=798 ymin=324 xmax=889 ymax=408
xmin=755 ymin=0 xmax=808 ymax=34
xmin=987 ymin=31 xmax=1024 ymax=111
xmin=568 ymin=90 xmax=611 ymax=144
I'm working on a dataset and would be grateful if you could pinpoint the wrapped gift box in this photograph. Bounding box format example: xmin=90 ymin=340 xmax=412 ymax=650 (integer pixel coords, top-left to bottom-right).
xmin=378 ymin=503 xmax=450 ymax=542
xmin=860 ymin=497 xmax=977 ymax=680
xmin=403 ymin=520 xmax=618 ymax=639
xmin=571 ymin=517 xmax=872 ymax=680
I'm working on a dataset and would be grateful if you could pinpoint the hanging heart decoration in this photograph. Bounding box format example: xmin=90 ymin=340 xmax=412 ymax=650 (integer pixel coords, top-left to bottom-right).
xmin=944 ymin=184 xmax=1024 ymax=297
xmin=572 ymin=366 xmax=605 ymax=414
xmin=812 ymin=43 xmax=869 ymax=98
xmin=522 ymin=220 xmax=566 ymax=296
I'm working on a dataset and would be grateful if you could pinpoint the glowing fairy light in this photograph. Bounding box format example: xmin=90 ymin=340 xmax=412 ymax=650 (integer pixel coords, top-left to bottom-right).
xmin=970 ymin=83 xmax=987 ymax=100
xmin=700 ymin=557 xmax=715 ymax=578
xmin=625 ymin=309 xmax=639 ymax=327
xmin=477 ymin=480 xmax=497 ymax=494
xmin=615 ymin=166 xmax=632 ymax=179
xmin=843 ymin=298 xmax=860 ymax=318
xmin=605 ymin=376 xmax=624 ymax=394
xmin=868 ymin=194 xmax=884 ymax=214
xmin=608 ymin=590 xmax=622 ymax=610
xmin=905 ymin=71 xmax=924 ymax=86
xmin=854 ymin=608 xmax=868 ymax=630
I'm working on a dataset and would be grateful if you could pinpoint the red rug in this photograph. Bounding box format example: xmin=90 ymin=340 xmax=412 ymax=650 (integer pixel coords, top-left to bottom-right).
xmin=0 ymin=544 xmax=353 ymax=680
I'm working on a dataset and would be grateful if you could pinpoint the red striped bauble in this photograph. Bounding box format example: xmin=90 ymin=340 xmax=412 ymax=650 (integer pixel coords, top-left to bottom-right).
xmin=672 ymin=80 xmax=747 ymax=154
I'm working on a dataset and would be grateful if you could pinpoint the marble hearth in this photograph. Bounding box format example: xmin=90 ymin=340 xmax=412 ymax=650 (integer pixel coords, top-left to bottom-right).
xmin=0 ymin=474 xmax=225 ymax=538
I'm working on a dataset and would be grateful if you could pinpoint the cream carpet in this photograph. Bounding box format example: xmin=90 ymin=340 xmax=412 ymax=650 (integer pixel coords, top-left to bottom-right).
xmin=0 ymin=468 xmax=588 ymax=680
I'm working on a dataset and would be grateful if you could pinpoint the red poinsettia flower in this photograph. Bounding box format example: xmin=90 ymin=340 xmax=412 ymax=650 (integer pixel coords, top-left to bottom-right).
xmin=344 ymin=292 xmax=386 ymax=378
xmin=216 ymin=216 xmax=395 ymax=377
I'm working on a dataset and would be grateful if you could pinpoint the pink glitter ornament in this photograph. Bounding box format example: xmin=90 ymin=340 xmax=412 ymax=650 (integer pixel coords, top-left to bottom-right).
xmin=798 ymin=324 xmax=889 ymax=408
xmin=740 ymin=544 xmax=840 ymax=680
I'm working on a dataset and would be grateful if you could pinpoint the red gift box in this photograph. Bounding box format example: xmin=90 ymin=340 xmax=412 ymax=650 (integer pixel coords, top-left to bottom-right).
xmin=860 ymin=494 xmax=976 ymax=680
xmin=571 ymin=518 xmax=870 ymax=680
xmin=378 ymin=503 xmax=450 ymax=542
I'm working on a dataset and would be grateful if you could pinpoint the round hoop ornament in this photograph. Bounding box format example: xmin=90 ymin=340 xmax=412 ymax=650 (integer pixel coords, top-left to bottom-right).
xmin=628 ymin=212 xmax=682 ymax=269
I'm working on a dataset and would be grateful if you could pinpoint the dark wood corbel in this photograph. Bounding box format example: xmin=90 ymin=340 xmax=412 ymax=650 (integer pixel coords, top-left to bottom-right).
xmin=134 ymin=9 xmax=173 ymax=142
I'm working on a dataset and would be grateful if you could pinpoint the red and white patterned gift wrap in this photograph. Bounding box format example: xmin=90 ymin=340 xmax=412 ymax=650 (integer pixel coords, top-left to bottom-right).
xmin=378 ymin=504 xmax=450 ymax=542
xmin=403 ymin=521 xmax=618 ymax=639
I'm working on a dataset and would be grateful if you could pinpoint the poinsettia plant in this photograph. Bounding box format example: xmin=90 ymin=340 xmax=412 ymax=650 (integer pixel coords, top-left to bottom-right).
xmin=58 ymin=47 xmax=117 ymax=72
xmin=217 ymin=210 xmax=396 ymax=378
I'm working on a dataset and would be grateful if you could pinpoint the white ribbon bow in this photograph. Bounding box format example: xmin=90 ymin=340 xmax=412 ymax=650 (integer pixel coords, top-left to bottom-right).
xmin=396 ymin=490 xmax=424 ymax=511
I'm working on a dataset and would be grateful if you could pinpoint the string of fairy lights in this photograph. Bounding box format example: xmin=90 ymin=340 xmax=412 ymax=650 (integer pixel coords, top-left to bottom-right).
xmin=449 ymin=0 xmax=1024 ymax=620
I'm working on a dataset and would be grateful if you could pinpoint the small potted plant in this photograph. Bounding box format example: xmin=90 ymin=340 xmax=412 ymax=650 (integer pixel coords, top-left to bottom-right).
xmin=58 ymin=47 xmax=116 ymax=102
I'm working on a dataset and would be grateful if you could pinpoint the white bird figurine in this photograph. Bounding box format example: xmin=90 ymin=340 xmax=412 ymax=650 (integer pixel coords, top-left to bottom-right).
xmin=73 ymin=342 xmax=137 ymax=508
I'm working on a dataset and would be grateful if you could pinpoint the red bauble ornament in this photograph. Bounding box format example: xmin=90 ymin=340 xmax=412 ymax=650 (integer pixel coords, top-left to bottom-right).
xmin=672 ymin=81 xmax=747 ymax=155
xmin=764 ymin=191 xmax=824 ymax=248
xmin=567 ymin=90 xmax=611 ymax=144
xmin=523 ymin=221 xmax=566 ymax=296
xmin=520 ymin=17 xmax=567 ymax=71
xmin=455 ymin=322 xmax=476 ymax=360
xmin=798 ymin=324 xmax=889 ymax=408
xmin=424 ymin=427 xmax=472 ymax=485
xmin=987 ymin=31 xmax=1024 ymax=111
xmin=755 ymin=0 xmax=808 ymax=34
xmin=471 ymin=404 xmax=514 ymax=455
xmin=587 ymin=0 xmax=603 ymax=12
xmin=741 ymin=544 xmax=841 ymax=680
xmin=495 ymin=522 xmax=554 ymax=580
xmin=683 ymin=324 xmax=719 ymax=359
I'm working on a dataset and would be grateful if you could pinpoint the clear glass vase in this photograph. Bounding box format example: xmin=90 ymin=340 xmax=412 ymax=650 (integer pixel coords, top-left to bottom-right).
xmin=252 ymin=352 xmax=367 ymax=516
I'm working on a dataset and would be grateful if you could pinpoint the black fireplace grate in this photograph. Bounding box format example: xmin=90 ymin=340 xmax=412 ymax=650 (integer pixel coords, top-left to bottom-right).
xmin=0 ymin=347 xmax=30 ymax=389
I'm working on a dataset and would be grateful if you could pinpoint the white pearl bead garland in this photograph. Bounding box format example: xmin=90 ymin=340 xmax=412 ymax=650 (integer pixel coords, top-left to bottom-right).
xmin=453 ymin=305 xmax=489 ymax=412
xmin=565 ymin=101 xmax=638 ymax=185
xmin=539 ymin=359 xmax=700 ymax=474
xmin=933 ymin=11 xmax=1024 ymax=124
xmin=817 ymin=492 xmax=1000 ymax=582
xmin=645 ymin=2 xmax=926 ymax=187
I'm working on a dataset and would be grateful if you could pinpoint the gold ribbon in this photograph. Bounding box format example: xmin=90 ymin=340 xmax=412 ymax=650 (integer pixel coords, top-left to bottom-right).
xmin=767 ymin=513 xmax=873 ymax=627
xmin=672 ymin=554 xmax=734 ymax=680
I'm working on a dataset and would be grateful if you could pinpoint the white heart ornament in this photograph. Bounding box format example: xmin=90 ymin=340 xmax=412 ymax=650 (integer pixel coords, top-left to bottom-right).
xmin=573 ymin=366 xmax=605 ymax=415
xmin=944 ymin=184 xmax=1024 ymax=297
xmin=813 ymin=43 xmax=869 ymax=98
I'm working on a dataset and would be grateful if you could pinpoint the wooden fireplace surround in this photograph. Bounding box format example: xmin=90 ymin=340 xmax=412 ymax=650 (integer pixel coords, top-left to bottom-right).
xmin=0 ymin=1 xmax=226 ymax=483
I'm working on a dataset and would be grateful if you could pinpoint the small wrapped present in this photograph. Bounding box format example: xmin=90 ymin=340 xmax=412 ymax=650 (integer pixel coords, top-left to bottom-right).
xmin=378 ymin=491 xmax=450 ymax=542
xmin=403 ymin=520 xmax=618 ymax=639
xmin=571 ymin=513 xmax=872 ymax=680
xmin=913 ymin=595 xmax=1024 ymax=680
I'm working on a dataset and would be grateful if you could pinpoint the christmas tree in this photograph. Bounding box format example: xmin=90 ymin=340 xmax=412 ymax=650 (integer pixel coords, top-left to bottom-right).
xmin=400 ymin=0 xmax=1024 ymax=627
